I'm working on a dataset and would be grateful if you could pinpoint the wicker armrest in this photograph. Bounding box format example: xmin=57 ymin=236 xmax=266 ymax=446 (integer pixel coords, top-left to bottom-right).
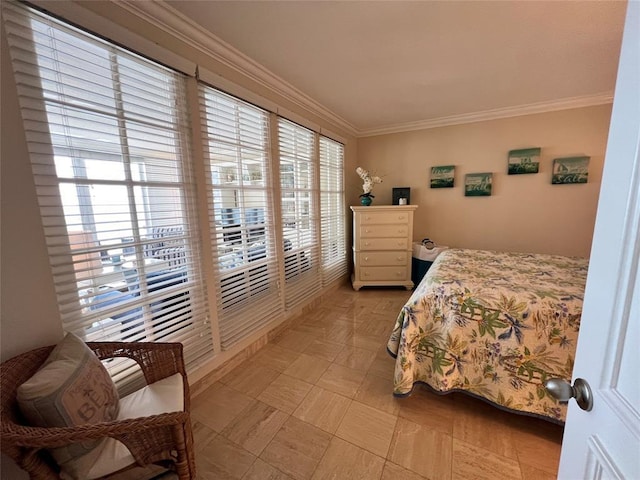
xmin=87 ymin=342 xmax=186 ymax=385
xmin=1 ymin=341 xmax=196 ymax=479
xmin=1 ymin=411 xmax=189 ymax=450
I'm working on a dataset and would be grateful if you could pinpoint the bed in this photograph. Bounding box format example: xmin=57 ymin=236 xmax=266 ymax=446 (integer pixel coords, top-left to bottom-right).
xmin=387 ymin=248 xmax=588 ymax=423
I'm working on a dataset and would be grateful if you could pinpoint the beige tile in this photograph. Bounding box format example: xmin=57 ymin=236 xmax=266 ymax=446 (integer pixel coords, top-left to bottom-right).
xmin=396 ymin=387 xmax=454 ymax=435
xmin=357 ymin=314 xmax=396 ymax=337
xmin=375 ymin=297 xmax=409 ymax=314
xmin=334 ymin=345 xmax=376 ymax=371
xmin=451 ymin=438 xmax=521 ymax=480
xmin=188 ymin=287 xmax=560 ymax=480
xmin=274 ymin=331 xmax=316 ymax=353
xmin=191 ymin=420 xmax=218 ymax=452
xmin=195 ymin=434 xmax=256 ymax=479
xmin=284 ymin=353 xmax=331 ymax=383
xmin=311 ymin=437 xmax=385 ymax=480
xmin=260 ymin=416 xmax=332 ymax=480
xmin=354 ymin=374 xmax=401 ymax=416
xmin=335 ymin=401 xmax=397 ymax=458
xmin=381 ymin=461 xmax=427 ymax=480
xmin=303 ymin=339 xmax=345 ymax=362
xmin=520 ymin=464 xmax=558 ymax=480
xmin=316 ymin=363 xmax=366 ymax=398
xmin=511 ymin=416 xmax=563 ymax=474
xmin=242 ymin=458 xmax=294 ymax=480
xmin=192 ymin=382 xmax=254 ymax=432
xmin=452 ymin=394 xmax=518 ymax=460
xmin=350 ymin=331 xmax=384 ymax=351
xmin=388 ymin=418 xmax=452 ymax=480
xmin=324 ymin=321 xmax=355 ymax=344
xmin=250 ymin=344 xmax=302 ymax=373
xmin=257 ymin=374 xmax=314 ymax=414
xmin=221 ymin=400 xmax=289 ymax=456
xmin=292 ymin=386 xmax=351 ymax=434
xmin=367 ymin=351 xmax=397 ymax=380
xmin=292 ymin=322 xmax=331 ymax=338
xmin=221 ymin=363 xmax=282 ymax=398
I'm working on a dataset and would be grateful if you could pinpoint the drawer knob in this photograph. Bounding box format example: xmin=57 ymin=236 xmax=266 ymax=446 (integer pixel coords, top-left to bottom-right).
xmin=364 ymin=242 xmax=370 ymax=246
xmin=397 ymin=256 xmax=403 ymax=261
xmin=365 ymin=216 xmax=371 ymax=220
xmin=363 ymin=272 xmax=370 ymax=277
xmin=399 ymin=215 xmax=405 ymax=220
xmin=396 ymin=271 xmax=402 ymax=277
xmin=365 ymin=229 xmax=371 ymax=233
xmin=397 ymin=242 xmax=403 ymax=246
xmin=364 ymin=257 xmax=369 ymax=261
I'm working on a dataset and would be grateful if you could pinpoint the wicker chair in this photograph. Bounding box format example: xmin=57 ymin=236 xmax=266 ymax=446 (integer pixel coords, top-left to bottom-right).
xmin=0 ymin=342 xmax=196 ymax=479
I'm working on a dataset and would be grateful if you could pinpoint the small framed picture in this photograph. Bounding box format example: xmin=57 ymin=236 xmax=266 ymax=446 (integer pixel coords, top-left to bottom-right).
xmin=430 ymin=165 xmax=455 ymax=188
xmin=392 ymin=187 xmax=411 ymax=205
xmin=508 ymin=148 xmax=541 ymax=175
xmin=465 ymin=173 xmax=493 ymax=196
xmin=552 ymin=157 xmax=590 ymax=184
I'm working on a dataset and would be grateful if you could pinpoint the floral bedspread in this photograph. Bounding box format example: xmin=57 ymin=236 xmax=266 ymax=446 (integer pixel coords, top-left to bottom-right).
xmin=387 ymin=249 xmax=588 ymax=423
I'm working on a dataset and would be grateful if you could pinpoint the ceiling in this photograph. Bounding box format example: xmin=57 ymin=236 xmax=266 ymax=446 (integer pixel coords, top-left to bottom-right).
xmin=164 ymin=1 xmax=627 ymax=136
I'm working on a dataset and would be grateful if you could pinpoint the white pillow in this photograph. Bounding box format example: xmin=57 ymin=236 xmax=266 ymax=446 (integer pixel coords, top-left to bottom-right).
xmin=17 ymin=332 xmax=120 ymax=480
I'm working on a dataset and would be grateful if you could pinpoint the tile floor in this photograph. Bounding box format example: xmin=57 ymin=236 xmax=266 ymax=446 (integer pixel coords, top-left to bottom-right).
xmin=190 ymin=285 xmax=564 ymax=480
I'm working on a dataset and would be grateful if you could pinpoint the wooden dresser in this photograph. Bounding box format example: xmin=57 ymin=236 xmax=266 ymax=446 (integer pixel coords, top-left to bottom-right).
xmin=351 ymin=205 xmax=417 ymax=291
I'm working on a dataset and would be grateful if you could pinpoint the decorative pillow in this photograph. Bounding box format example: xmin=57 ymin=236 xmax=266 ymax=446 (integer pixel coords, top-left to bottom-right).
xmin=17 ymin=332 xmax=120 ymax=480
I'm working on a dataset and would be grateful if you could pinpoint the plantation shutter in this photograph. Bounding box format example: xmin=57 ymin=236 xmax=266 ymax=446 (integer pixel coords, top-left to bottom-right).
xmin=200 ymin=85 xmax=283 ymax=349
xmin=278 ymin=119 xmax=321 ymax=309
xmin=3 ymin=1 xmax=213 ymax=382
xmin=319 ymin=137 xmax=347 ymax=285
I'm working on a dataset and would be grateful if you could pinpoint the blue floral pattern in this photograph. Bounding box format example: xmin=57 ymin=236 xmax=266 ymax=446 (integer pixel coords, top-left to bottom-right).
xmin=387 ymin=249 xmax=588 ymax=423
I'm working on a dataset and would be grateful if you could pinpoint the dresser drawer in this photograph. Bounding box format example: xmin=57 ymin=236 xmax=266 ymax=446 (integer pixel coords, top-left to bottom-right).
xmin=360 ymin=224 xmax=409 ymax=238
xmin=359 ymin=237 xmax=409 ymax=250
xmin=359 ymin=266 xmax=408 ymax=281
xmin=359 ymin=211 xmax=410 ymax=225
xmin=357 ymin=251 xmax=408 ymax=266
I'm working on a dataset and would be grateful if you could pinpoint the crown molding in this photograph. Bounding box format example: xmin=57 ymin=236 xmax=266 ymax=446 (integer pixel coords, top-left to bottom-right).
xmin=358 ymin=93 xmax=614 ymax=137
xmin=106 ymin=2 xmax=613 ymax=140
xmin=116 ymin=0 xmax=358 ymax=138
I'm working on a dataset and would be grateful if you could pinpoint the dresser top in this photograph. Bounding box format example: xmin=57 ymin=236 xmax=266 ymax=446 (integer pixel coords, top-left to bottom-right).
xmin=350 ymin=205 xmax=418 ymax=212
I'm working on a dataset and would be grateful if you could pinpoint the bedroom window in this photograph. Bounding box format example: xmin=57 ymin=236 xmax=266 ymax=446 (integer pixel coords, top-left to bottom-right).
xmin=200 ymin=86 xmax=283 ymax=349
xmin=319 ymin=137 xmax=347 ymax=285
xmin=278 ymin=119 xmax=321 ymax=309
xmin=3 ymin=2 xmax=213 ymax=384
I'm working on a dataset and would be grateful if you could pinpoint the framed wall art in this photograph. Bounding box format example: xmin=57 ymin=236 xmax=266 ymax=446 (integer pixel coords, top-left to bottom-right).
xmin=430 ymin=165 xmax=455 ymax=188
xmin=552 ymin=156 xmax=590 ymax=184
xmin=464 ymin=173 xmax=493 ymax=196
xmin=508 ymin=147 xmax=541 ymax=175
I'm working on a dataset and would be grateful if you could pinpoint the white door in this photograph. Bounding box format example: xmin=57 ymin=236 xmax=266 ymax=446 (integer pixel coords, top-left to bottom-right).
xmin=557 ymin=1 xmax=640 ymax=478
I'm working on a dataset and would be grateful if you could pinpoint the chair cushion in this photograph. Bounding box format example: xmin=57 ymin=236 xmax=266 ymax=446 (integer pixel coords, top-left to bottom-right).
xmin=16 ymin=332 xmax=120 ymax=479
xmin=86 ymin=373 xmax=184 ymax=479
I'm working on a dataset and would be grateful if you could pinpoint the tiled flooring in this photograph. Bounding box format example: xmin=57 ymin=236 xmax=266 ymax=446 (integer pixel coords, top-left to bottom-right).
xmin=190 ymin=285 xmax=564 ymax=480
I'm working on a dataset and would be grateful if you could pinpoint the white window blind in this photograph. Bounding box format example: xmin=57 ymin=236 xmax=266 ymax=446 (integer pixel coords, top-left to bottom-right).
xmin=200 ymin=86 xmax=283 ymax=349
xmin=319 ymin=137 xmax=347 ymax=285
xmin=278 ymin=119 xmax=321 ymax=309
xmin=3 ymin=2 xmax=213 ymax=381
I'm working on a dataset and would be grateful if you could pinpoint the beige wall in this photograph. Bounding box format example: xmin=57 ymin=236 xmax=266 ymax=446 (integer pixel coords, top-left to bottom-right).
xmin=357 ymin=105 xmax=612 ymax=258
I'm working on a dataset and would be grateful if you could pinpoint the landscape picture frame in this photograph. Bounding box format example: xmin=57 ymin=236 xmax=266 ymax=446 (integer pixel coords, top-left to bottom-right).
xmin=464 ymin=173 xmax=493 ymax=196
xmin=430 ymin=165 xmax=455 ymax=188
xmin=552 ymin=156 xmax=590 ymax=184
xmin=508 ymin=147 xmax=541 ymax=175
